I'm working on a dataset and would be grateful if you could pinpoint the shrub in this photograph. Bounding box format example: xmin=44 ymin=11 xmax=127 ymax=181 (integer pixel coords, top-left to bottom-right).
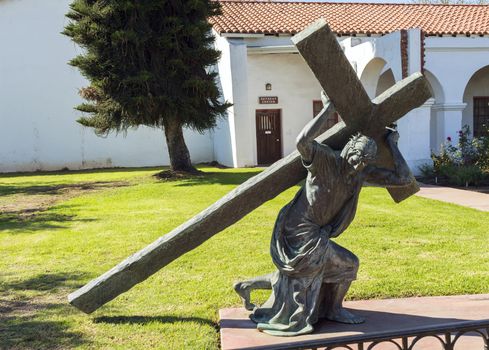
xmin=441 ymin=164 xmax=484 ymax=187
xmin=420 ymin=125 xmax=489 ymax=186
xmin=418 ymin=163 xmax=435 ymax=178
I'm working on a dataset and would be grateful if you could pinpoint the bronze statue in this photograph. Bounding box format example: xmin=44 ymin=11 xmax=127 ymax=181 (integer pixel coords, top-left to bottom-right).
xmin=234 ymin=94 xmax=412 ymax=336
xmin=67 ymin=21 xmax=431 ymax=332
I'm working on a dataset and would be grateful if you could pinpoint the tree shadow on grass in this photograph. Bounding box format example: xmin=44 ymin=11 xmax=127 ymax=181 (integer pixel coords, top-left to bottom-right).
xmin=0 ymin=206 xmax=96 ymax=234
xmin=94 ymin=315 xmax=217 ymax=329
xmin=0 ymin=300 xmax=90 ymax=349
xmin=0 ymin=272 xmax=93 ymax=349
xmin=1 ymin=272 xmax=90 ymax=293
xmin=0 ymin=181 xmax=129 ymax=197
xmin=171 ymin=170 xmax=263 ymax=187
xmin=0 ymin=181 xmax=126 ymax=235
xmin=1 ymin=315 xmax=88 ymax=349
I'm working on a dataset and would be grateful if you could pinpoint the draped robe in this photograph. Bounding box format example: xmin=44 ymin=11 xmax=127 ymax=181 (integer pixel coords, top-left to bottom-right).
xmin=251 ymin=141 xmax=364 ymax=336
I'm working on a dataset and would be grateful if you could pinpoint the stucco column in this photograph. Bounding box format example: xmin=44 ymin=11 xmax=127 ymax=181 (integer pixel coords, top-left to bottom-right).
xmin=397 ymin=98 xmax=435 ymax=173
xmin=227 ymin=40 xmax=254 ymax=167
xmin=214 ymin=36 xmax=252 ymax=168
xmin=407 ymin=28 xmax=422 ymax=75
xmin=432 ymin=102 xmax=467 ymax=147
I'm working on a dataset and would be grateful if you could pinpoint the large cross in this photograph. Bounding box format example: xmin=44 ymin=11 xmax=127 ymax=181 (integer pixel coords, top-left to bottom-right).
xmin=69 ymin=19 xmax=431 ymax=314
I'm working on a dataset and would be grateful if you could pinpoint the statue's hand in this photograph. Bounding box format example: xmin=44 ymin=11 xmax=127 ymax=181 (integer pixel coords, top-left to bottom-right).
xmin=386 ymin=128 xmax=400 ymax=144
xmin=321 ymin=90 xmax=330 ymax=107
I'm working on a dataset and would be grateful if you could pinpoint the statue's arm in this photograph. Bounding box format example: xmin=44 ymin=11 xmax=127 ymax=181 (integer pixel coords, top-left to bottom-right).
xmin=365 ymin=130 xmax=412 ymax=187
xmin=296 ymin=92 xmax=337 ymax=163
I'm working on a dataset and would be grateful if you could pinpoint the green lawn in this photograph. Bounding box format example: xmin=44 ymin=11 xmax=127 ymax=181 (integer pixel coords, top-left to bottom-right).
xmin=1 ymin=167 xmax=488 ymax=349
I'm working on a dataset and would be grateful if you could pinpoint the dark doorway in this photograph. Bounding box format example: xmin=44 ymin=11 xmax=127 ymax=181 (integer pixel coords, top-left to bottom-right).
xmin=474 ymin=97 xmax=489 ymax=137
xmin=256 ymin=109 xmax=282 ymax=165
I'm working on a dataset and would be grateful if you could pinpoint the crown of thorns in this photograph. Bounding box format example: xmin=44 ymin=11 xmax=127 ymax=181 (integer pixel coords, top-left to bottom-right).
xmin=347 ymin=133 xmax=377 ymax=158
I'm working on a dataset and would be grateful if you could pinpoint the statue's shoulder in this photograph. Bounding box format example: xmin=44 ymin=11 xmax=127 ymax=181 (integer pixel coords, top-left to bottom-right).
xmin=304 ymin=141 xmax=338 ymax=172
xmin=314 ymin=142 xmax=337 ymax=159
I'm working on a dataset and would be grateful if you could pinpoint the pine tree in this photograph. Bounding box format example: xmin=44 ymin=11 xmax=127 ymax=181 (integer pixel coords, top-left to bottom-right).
xmin=63 ymin=0 xmax=231 ymax=173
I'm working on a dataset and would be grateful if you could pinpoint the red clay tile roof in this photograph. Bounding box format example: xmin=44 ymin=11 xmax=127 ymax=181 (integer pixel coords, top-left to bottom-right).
xmin=211 ymin=1 xmax=489 ymax=36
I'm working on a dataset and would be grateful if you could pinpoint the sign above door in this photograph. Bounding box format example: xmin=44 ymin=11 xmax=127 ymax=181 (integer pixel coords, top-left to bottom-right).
xmin=259 ymin=96 xmax=278 ymax=104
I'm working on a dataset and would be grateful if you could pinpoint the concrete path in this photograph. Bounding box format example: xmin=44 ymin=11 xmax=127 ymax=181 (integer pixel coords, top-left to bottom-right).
xmin=220 ymin=294 xmax=489 ymax=350
xmin=416 ymin=183 xmax=489 ymax=212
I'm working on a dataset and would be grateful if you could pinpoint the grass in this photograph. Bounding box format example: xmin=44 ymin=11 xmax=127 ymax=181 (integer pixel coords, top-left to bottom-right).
xmin=1 ymin=166 xmax=488 ymax=349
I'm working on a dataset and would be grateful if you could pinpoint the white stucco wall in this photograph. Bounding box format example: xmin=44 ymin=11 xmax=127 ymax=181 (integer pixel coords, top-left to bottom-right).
xmin=425 ymin=36 xmax=489 ymax=148
xmin=343 ymin=31 xmax=403 ymax=93
xmin=5 ymin=2 xmax=487 ymax=174
xmin=246 ymin=52 xmax=322 ymax=163
xmin=425 ymin=36 xmax=489 ymax=102
xmin=213 ymin=34 xmax=238 ymax=167
xmin=213 ymin=30 xmax=489 ymax=173
xmin=396 ymin=99 xmax=434 ymax=172
xmin=213 ymin=35 xmax=252 ymax=167
xmin=221 ymin=30 xmax=434 ymax=171
xmin=342 ymin=29 xmax=432 ymax=173
xmin=0 ymin=0 xmax=213 ymax=173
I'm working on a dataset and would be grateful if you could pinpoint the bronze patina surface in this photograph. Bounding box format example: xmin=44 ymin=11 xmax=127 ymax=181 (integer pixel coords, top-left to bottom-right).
xmin=68 ymin=19 xmax=431 ymax=318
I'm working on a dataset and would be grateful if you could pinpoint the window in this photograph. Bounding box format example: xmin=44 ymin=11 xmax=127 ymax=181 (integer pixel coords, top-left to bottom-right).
xmin=474 ymin=97 xmax=489 ymax=137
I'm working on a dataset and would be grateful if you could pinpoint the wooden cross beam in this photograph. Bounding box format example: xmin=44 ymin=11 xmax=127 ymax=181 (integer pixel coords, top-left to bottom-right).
xmin=292 ymin=19 xmax=431 ymax=201
xmin=68 ymin=19 xmax=431 ymax=314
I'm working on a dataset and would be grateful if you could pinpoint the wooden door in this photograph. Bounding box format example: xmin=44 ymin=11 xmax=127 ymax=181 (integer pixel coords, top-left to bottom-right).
xmin=474 ymin=97 xmax=489 ymax=137
xmin=256 ymin=109 xmax=282 ymax=165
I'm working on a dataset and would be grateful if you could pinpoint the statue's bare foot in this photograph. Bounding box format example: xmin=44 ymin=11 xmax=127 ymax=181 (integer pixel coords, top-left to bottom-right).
xmin=325 ymin=308 xmax=365 ymax=324
xmin=233 ymin=282 xmax=255 ymax=311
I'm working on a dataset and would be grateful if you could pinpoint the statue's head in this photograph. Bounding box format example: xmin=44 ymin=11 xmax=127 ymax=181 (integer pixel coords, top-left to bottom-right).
xmin=341 ymin=133 xmax=377 ymax=171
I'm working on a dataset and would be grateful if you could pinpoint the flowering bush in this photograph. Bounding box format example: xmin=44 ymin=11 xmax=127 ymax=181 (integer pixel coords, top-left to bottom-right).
xmin=420 ymin=125 xmax=489 ymax=187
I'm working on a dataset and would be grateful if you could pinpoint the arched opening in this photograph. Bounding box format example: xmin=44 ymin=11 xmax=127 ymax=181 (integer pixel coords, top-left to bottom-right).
xmin=424 ymin=69 xmax=445 ymax=152
xmin=424 ymin=70 xmax=445 ymax=103
xmin=360 ymin=57 xmax=387 ymax=99
xmin=462 ymin=65 xmax=489 ymax=137
xmin=375 ymin=68 xmax=396 ymax=97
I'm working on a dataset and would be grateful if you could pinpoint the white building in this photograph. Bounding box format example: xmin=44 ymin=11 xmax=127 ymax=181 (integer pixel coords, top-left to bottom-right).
xmin=1 ymin=0 xmax=488 ymax=173
xmin=211 ymin=1 xmax=489 ymax=173
xmin=0 ymin=0 xmax=214 ymax=173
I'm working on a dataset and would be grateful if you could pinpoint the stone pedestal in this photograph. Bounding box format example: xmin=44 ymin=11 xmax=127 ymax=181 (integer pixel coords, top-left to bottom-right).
xmin=220 ymin=294 xmax=489 ymax=350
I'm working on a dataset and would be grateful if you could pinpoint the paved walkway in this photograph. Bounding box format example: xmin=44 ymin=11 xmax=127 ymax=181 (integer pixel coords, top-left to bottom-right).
xmin=416 ymin=183 xmax=489 ymax=212
xmin=220 ymin=294 xmax=489 ymax=350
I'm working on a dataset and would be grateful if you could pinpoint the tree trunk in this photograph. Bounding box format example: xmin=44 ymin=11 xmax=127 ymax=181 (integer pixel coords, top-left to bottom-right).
xmin=163 ymin=118 xmax=197 ymax=173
